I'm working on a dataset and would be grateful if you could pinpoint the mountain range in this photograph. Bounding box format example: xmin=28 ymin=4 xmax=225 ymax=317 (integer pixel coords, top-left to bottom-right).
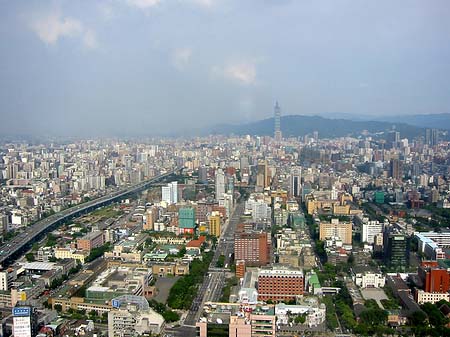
xmin=209 ymin=115 xmax=428 ymax=139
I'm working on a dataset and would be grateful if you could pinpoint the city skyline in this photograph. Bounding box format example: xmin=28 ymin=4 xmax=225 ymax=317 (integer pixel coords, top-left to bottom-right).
xmin=1 ymin=1 xmax=450 ymax=137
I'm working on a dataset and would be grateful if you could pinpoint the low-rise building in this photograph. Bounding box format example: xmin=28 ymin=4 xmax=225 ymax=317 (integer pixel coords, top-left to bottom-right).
xmin=54 ymin=248 xmax=88 ymax=264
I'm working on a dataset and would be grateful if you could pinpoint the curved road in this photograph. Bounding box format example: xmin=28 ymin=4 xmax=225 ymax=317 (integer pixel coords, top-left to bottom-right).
xmin=0 ymin=168 xmax=180 ymax=268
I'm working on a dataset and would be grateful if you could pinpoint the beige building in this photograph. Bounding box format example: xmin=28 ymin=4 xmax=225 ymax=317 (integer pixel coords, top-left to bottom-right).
xmin=151 ymin=261 xmax=189 ymax=277
xmin=319 ymin=219 xmax=352 ymax=244
xmin=54 ymin=248 xmax=89 ymax=264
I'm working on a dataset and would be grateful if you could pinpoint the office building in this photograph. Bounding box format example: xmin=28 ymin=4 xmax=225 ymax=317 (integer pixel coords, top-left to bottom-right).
xmin=289 ymin=167 xmax=302 ymax=198
xmin=215 ymin=169 xmax=226 ymax=200
xmin=77 ymin=230 xmax=104 ymax=252
xmin=257 ymin=268 xmax=304 ymax=302
xmin=418 ymin=261 xmax=450 ymax=293
xmin=143 ymin=206 xmax=158 ymax=231
xmin=383 ymin=226 xmax=409 ymax=271
xmin=390 ymin=159 xmax=402 ymax=180
xmin=234 ymin=227 xmax=271 ymax=267
xmin=12 ymin=306 xmax=37 ymax=337
xmin=362 ymin=220 xmax=383 ymax=244
xmin=178 ymin=207 xmax=196 ymax=234
xmin=274 ymin=101 xmax=282 ymax=142
xmin=162 ymin=181 xmax=178 ymax=204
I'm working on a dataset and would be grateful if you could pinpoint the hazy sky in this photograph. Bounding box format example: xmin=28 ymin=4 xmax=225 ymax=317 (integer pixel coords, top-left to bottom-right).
xmin=1 ymin=0 xmax=450 ymax=137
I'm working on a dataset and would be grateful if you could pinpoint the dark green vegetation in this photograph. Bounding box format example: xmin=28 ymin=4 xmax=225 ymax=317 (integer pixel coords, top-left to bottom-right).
xmin=216 ymin=254 xmax=225 ymax=268
xmin=167 ymin=252 xmax=213 ymax=309
xmin=220 ymin=277 xmax=238 ymax=302
xmin=85 ymin=242 xmax=111 ymax=262
xmin=409 ymin=300 xmax=450 ymax=337
xmin=148 ymin=299 xmax=180 ymax=322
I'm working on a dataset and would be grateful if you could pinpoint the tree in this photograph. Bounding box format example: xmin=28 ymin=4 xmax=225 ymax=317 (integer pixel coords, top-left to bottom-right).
xmin=294 ymin=314 xmax=306 ymax=324
xmin=25 ymin=253 xmax=35 ymax=262
xmin=54 ymin=304 xmax=62 ymax=312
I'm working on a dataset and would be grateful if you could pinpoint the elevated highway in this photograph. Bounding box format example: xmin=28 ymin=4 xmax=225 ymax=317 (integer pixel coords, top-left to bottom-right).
xmin=0 ymin=168 xmax=181 ymax=268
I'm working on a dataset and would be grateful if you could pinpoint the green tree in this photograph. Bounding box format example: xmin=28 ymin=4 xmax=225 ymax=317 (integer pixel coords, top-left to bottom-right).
xmin=25 ymin=252 xmax=35 ymax=262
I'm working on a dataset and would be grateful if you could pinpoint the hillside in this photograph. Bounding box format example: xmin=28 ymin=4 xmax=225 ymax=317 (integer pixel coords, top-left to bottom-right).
xmin=210 ymin=115 xmax=425 ymax=139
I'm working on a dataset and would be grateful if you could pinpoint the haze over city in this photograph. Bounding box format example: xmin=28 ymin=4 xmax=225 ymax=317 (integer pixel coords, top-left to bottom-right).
xmin=1 ymin=0 xmax=450 ymax=137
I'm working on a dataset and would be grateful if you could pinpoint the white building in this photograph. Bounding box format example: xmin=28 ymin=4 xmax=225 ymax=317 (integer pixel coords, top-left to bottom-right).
xmin=415 ymin=232 xmax=448 ymax=260
xmin=275 ymin=301 xmax=326 ymax=327
xmin=353 ymin=270 xmax=385 ymax=288
xmin=108 ymin=296 xmax=165 ymax=337
xmin=161 ymin=181 xmax=178 ymax=204
xmin=416 ymin=290 xmax=450 ymax=305
xmin=215 ymin=169 xmax=226 ymax=200
xmin=362 ymin=220 xmax=383 ymax=244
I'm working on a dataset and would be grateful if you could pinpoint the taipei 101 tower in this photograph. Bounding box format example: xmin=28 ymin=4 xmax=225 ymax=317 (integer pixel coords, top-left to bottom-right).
xmin=274 ymin=101 xmax=282 ymax=142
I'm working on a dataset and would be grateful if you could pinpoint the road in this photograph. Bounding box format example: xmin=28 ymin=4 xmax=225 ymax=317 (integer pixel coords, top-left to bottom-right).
xmin=183 ymin=200 xmax=245 ymax=327
xmin=0 ymin=168 xmax=180 ymax=268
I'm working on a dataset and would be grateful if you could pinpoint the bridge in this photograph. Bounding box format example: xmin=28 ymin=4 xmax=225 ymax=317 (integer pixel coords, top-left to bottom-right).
xmin=0 ymin=167 xmax=182 ymax=268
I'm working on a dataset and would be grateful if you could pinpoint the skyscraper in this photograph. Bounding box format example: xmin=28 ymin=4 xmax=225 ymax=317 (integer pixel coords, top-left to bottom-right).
xmin=274 ymin=101 xmax=282 ymax=142
xmin=290 ymin=167 xmax=302 ymax=198
xmin=383 ymin=226 xmax=409 ymax=271
xmin=161 ymin=181 xmax=178 ymax=204
xmin=215 ymin=169 xmax=225 ymax=200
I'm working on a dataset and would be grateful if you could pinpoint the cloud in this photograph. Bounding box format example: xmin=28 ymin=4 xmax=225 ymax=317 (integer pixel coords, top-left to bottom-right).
xmin=212 ymin=61 xmax=257 ymax=85
xmin=126 ymin=0 xmax=162 ymax=9
xmin=30 ymin=11 xmax=97 ymax=49
xmin=171 ymin=48 xmax=192 ymax=70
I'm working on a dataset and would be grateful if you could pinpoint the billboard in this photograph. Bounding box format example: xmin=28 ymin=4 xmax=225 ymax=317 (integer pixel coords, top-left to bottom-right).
xmin=13 ymin=307 xmax=31 ymax=317
xmin=112 ymin=299 xmax=121 ymax=308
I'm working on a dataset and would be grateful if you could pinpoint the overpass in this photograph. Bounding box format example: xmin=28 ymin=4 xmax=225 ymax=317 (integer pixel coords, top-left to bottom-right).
xmin=0 ymin=167 xmax=182 ymax=268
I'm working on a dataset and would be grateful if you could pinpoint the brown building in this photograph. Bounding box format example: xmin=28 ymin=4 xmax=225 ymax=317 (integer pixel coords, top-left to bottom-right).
xmin=77 ymin=230 xmax=104 ymax=252
xmin=235 ymin=260 xmax=246 ymax=278
xmin=257 ymin=268 xmax=304 ymax=302
xmin=234 ymin=226 xmax=270 ymax=267
xmin=419 ymin=261 xmax=450 ymax=293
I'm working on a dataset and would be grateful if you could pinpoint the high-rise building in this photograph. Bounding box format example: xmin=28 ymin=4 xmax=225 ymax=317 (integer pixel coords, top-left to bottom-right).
xmin=234 ymin=227 xmax=271 ymax=266
xmin=274 ymin=101 xmax=282 ymax=142
xmin=289 ymin=167 xmax=302 ymax=198
xmin=257 ymin=268 xmax=304 ymax=302
xmin=215 ymin=169 xmax=226 ymax=200
xmin=198 ymin=166 xmax=208 ymax=184
xmin=12 ymin=306 xmax=38 ymax=337
xmin=319 ymin=219 xmax=352 ymax=245
xmin=208 ymin=211 xmax=221 ymax=237
xmin=143 ymin=206 xmax=158 ymax=231
xmin=256 ymin=160 xmax=270 ymax=190
xmin=390 ymin=159 xmax=402 ymax=180
xmin=179 ymin=207 xmax=196 ymax=234
xmin=383 ymin=226 xmax=409 ymax=271
xmin=418 ymin=261 xmax=450 ymax=293
xmin=426 ymin=128 xmax=439 ymax=146
xmin=162 ymin=181 xmax=178 ymax=204
xmin=362 ymin=220 xmax=383 ymax=244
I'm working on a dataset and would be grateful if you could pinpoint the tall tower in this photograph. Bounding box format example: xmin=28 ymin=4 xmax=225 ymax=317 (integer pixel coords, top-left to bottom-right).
xmin=274 ymin=101 xmax=282 ymax=142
